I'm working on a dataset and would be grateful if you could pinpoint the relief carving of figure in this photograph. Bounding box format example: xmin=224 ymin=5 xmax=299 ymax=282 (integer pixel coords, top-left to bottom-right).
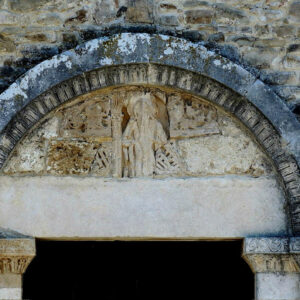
xmin=122 ymin=95 xmax=167 ymax=177
xmin=167 ymin=95 xmax=220 ymax=138
xmin=60 ymin=99 xmax=111 ymax=137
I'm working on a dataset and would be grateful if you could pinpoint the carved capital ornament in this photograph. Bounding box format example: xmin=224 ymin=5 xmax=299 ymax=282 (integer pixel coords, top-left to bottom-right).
xmin=243 ymin=238 xmax=300 ymax=273
xmin=0 ymin=239 xmax=35 ymax=275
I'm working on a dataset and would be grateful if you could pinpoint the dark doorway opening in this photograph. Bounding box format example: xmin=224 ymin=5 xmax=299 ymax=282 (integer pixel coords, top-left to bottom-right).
xmin=23 ymin=240 xmax=254 ymax=300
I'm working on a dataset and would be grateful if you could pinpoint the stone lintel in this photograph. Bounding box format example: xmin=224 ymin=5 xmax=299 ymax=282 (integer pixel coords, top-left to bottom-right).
xmin=243 ymin=237 xmax=300 ymax=273
xmin=0 ymin=176 xmax=287 ymax=238
xmin=0 ymin=238 xmax=35 ymax=274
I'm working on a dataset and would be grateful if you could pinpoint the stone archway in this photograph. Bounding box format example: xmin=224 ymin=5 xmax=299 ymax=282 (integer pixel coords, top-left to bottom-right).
xmin=0 ymin=81 xmax=287 ymax=238
xmin=0 ymin=32 xmax=300 ymax=300
xmin=0 ymin=52 xmax=300 ymax=233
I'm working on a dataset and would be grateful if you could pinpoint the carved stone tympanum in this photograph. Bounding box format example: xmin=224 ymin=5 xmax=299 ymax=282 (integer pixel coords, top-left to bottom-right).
xmin=3 ymin=86 xmax=273 ymax=178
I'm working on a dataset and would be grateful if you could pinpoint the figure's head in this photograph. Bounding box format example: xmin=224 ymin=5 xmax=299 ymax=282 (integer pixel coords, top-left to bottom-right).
xmin=128 ymin=94 xmax=157 ymax=119
xmin=167 ymin=95 xmax=184 ymax=121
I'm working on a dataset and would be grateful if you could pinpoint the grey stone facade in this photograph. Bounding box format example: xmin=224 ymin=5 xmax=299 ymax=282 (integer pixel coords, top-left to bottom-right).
xmin=0 ymin=33 xmax=300 ymax=235
xmin=0 ymin=0 xmax=300 ymax=116
xmin=1 ymin=2 xmax=300 ymax=299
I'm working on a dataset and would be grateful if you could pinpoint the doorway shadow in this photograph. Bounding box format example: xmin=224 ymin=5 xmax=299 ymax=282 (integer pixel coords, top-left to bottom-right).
xmin=23 ymin=240 xmax=254 ymax=300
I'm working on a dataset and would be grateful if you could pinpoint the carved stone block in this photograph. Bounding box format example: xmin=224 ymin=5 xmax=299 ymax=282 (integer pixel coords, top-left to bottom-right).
xmin=155 ymin=141 xmax=184 ymax=175
xmin=167 ymin=95 xmax=220 ymax=139
xmin=245 ymin=254 xmax=300 ymax=273
xmin=243 ymin=237 xmax=300 ymax=273
xmin=290 ymin=238 xmax=300 ymax=253
xmin=47 ymin=140 xmax=112 ymax=176
xmin=4 ymin=86 xmax=274 ymax=179
xmin=244 ymin=237 xmax=290 ymax=254
xmin=59 ymin=97 xmax=111 ymax=138
xmin=0 ymin=239 xmax=35 ymax=275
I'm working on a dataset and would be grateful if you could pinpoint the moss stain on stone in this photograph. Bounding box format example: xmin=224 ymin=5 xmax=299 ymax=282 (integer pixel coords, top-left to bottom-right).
xmin=101 ymin=35 xmax=119 ymax=60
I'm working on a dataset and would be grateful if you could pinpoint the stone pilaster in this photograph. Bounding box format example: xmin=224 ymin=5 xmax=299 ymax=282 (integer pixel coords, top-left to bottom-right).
xmin=243 ymin=237 xmax=300 ymax=300
xmin=0 ymin=238 xmax=35 ymax=300
xmin=111 ymin=93 xmax=124 ymax=178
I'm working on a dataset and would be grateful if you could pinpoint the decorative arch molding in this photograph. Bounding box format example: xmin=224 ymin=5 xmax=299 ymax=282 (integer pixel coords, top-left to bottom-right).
xmin=0 ymin=33 xmax=300 ymax=235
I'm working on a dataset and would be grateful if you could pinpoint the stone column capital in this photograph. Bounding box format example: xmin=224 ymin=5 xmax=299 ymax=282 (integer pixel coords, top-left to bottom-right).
xmin=243 ymin=237 xmax=300 ymax=273
xmin=0 ymin=238 xmax=36 ymax=274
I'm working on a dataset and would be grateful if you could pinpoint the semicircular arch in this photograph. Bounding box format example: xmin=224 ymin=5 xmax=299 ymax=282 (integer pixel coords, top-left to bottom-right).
xmin=0 ymin=33 xmax=299 ymax=235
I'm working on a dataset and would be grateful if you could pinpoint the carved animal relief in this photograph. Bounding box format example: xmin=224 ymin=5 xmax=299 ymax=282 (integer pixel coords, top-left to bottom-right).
xmin=3 ymin=87 xmax=273 ymax=178
xmin=167 ymin=95 xmax=220 ymax=138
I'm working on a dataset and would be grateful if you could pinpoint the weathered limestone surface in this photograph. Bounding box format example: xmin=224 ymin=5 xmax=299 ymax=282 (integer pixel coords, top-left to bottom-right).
xmin=0 ymin=2 xmax=299 ymax=299
xmin=3 ymin=87 xmax=273 ymax=178
xmin=243 ymin=237 xmax=300 ymax=300
xmin=0 ymin=0 xmax=299 ymax=114
xmin=256 ymin=273 xmax=300 ymax=300
xmin=0 ymin=176 xmax=287 ymax=238
xmin=0 ymin=34 xmax=298 ymax=171
xmin=0 ymin=48 xmax=299 ymax=233
xmin=0 ymin=35 xmax=298 ymax=168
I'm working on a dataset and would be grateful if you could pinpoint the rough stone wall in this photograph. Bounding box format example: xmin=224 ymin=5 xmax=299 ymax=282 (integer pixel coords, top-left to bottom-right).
xmin=0 ymin=0 xmax=299 ymax=116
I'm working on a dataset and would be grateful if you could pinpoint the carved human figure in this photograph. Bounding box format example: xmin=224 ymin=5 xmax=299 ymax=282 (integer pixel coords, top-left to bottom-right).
xmin=122 ymin=95 xmax=167 ymax=177
xmin=167 ymin=95 xmax=184 ymax=131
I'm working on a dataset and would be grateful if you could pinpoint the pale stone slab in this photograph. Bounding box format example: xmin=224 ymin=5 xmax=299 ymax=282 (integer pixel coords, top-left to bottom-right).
xmin=0 ymin=288 xmax=21 ymax=300
xmin=256 ymin=273 xmax=300 ymax=300
xmin=0 ymin=176 xmax=287 ymax=238
xmin=0 ymin=274 xmax=21 ymax=289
